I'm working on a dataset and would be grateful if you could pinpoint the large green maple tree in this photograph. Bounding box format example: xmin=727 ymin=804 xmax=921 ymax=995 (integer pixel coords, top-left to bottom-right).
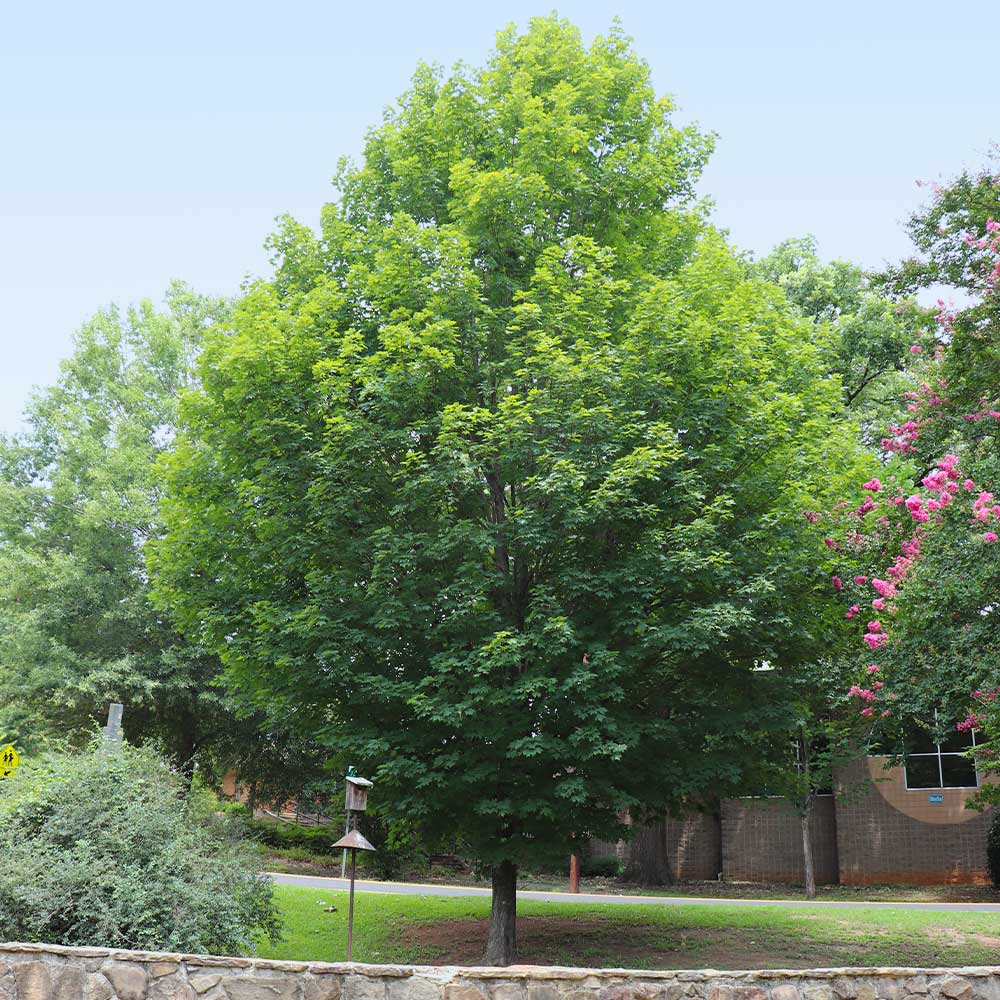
xmin=152 ymin=17 xmax=865 ymax=962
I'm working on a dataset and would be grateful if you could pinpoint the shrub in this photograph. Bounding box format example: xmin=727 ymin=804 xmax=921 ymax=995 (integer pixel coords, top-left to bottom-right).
xmin=247 ymin=818 xmax=341 ymax=855
xmin=0 ymin=741 xmax=281 ymax=954
xmin=357 ymin=813 xmax=428 ymax=881
xmin=987 ymin=810 xmax=1000 ymax=888
xmin=581 ymin=854 xmax=624 ymax=879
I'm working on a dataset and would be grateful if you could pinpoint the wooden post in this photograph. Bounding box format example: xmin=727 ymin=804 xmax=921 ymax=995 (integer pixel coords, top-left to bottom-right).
xmin=346 ymin=847 xmax=357 ymax=961
xmin=569 ymin=852 xmax=580 ymax=893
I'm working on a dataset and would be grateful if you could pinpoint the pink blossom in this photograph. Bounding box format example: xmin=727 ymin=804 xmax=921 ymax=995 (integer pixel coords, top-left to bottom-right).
xmin=853 ymin=575 xmax=868 ymax=585
xmin=832 ymin=575 xmax=843 ymax=591
xmin=871 ymin=598 xmax=886 ymax=611
xmin=846 ymin=604 xmax=861 ymax=620
xmin=867 ymin=664 xmax=880 ymax=674
xmin=861 ymin=707 xmax=874 ymax=717
xmin=957 ymin=713 xmax=982 ymax=732
xmin=863 ymin=478 xmax=883 ymax=492
xmin=863 ymin=632 xmax=888 ymax=650
xmin=922 ymin=470 xmax=948 ymax=491
xmin=985 ymin=532 xmax=998 ymax=543
xmin=872 ymin=579 xmax=898 ymax=598
xmin=910 ymin=345 xmax=922 ymax=354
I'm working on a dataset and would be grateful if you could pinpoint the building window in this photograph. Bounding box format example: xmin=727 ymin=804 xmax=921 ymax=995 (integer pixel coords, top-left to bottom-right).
xmin=902 ymin=713 xmax=978 ymax=790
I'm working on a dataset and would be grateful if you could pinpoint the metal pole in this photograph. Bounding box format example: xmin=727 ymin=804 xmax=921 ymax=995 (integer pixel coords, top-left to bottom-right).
xmin=341 ymin=808 xmax=350 ymax=878
xmin=346 ymin=847 xmax=357 ymax=962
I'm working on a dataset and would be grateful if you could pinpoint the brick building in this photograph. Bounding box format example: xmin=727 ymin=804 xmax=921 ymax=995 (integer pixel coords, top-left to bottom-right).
xmin=597 ymin=743 xmax=997 ymax=885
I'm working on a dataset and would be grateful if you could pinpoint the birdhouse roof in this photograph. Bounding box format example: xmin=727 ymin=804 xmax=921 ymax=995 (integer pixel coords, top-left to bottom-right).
xmin=346 ymin=775 xmax=373 ymax=787
xmin=332 ymin=829 xmax=377 ymax=851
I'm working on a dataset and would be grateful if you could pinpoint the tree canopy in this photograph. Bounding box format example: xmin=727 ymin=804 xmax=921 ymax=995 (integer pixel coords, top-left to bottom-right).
xmin=152 ymin=17 xmax=869 ymax=962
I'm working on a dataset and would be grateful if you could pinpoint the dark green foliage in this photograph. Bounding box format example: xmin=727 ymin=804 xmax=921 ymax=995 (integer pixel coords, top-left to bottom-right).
xmin=987 ymin=811 xmax=1000 ymax=889
xmin=357 ymin=813 xmax=429 ymax=880
xmin=0 ymin=742 xmax=280 ymax=953
xmin=248 ymin=818 xmax=342 ymax=854
xmin=580 ymin=855 xmax=624 ymax=879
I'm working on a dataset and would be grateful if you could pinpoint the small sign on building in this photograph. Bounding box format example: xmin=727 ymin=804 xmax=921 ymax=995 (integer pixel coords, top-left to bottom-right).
xmin=928 ymin=793 xmax=944 ymax=804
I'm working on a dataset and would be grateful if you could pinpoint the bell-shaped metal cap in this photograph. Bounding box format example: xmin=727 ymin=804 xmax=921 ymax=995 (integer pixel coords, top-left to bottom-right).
xmin=332 ymin=829 xmax=377 ymax=852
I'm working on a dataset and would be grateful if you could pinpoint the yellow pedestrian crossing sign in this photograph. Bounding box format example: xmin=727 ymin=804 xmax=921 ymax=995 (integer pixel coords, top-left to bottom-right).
xmin=0 ymin=745 xmax=19 ymax=779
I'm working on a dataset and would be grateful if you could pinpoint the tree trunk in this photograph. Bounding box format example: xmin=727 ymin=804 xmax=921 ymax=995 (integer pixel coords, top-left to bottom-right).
xmin=800 ymin=798 xmax=816 ymax=900
xmin=484 ymin=860 xmax=518 ymax=966
xmin=568 ymin=852 xmax=580 ymax=893
xmin=625 ymin=820 xmax=673 ymax=886
xmin=798 ymin=731 xmax=817 ymax=900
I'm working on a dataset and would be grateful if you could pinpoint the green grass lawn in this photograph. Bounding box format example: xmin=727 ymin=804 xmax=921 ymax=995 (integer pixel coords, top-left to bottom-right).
xmin=260 ymin=884 xmax=1000 ymax=970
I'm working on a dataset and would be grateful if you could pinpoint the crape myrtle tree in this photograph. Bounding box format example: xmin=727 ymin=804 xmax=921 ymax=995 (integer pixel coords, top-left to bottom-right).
xmin=0 ymin=286 xmax=331 ymax=800
xmin=151 ymin=18 xmax=868 ymax=964
xmin=816 ymin=155 xmax=1000 ymax=799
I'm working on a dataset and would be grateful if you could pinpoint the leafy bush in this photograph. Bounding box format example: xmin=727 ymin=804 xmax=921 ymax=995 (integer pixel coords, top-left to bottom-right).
xmin=0 ymin=741 xmax=281 ymax=953
xmin=247 ymin=818 xmax=341 ymax=855
xmin=581 ymin=854 xmax=624 ymax=879
xmin=357 ymin=813 xmax=428 ymax=881
xmin=987 ymin=810 xmax=1000 ymax=888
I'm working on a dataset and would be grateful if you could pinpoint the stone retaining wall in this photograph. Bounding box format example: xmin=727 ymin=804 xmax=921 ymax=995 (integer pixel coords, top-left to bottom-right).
xmin=0 ymin=944 xmax=998 ymax=1000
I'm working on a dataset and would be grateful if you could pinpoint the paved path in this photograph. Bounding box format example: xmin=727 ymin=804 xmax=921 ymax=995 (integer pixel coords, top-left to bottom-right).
xmin=267 ymin=873 xmax=1000 ymax=912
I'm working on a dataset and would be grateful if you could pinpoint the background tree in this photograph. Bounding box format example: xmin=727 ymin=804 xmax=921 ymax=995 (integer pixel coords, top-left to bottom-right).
xmin=152 ymin=17 xmax=869 ymax=964
xmin=0 ymin=284 xmax=332 ymax=800
xmin=747 ymin=662 xmax=864 ymax=899
xmin=752 ymin=236 xmax=928 ymax=432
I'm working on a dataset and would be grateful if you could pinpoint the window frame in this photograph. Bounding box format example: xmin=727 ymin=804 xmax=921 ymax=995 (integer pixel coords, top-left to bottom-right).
xmin=902 ymin=710 xmax=979 ymax=791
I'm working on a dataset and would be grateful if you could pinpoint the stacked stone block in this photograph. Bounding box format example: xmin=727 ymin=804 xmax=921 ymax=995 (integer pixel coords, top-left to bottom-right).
xmin=0 ymin=944 xmax=998 ymax=1000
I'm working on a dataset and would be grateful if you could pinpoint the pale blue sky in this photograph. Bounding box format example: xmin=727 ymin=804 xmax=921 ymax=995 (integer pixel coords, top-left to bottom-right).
xmin=2 ymin=0 xmax=996 ymax=433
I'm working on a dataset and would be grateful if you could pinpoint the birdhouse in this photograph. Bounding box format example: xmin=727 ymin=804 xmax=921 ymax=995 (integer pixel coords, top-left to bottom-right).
xmin=345 ymin=774 xmax=373 ymax=812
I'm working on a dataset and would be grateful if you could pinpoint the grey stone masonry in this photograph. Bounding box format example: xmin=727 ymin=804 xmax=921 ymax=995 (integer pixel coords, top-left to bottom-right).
xmin=1 ymin=944 xmax=1000 ymax=1000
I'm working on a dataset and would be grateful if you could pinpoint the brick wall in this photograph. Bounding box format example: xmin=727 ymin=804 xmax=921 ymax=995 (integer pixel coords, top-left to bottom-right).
xmin=722 ymin=796 xmax=839 ymax=884
xmin=665 ymin=810 xmax=722 ymax=880
xmin=590 ymin=812 xmax=721 ymax=881
xmin=834 ymin=759 xmax=993 ymax=885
